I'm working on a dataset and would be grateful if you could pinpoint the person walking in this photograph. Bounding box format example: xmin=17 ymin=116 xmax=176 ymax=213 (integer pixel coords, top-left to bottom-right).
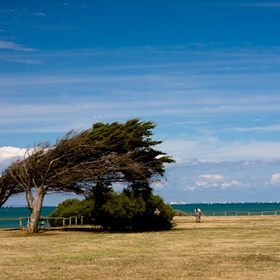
xmin=194 ymin=207 xmax=201 ymax=223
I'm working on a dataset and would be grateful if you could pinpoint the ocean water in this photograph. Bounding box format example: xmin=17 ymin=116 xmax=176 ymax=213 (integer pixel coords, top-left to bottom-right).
xmin=0 ymin=206 xmax=56 ymax=229
xmin=1 ymin=203 xmax=280 ymax=229
xmin=171 ymin=202 xmax=280 ymax=216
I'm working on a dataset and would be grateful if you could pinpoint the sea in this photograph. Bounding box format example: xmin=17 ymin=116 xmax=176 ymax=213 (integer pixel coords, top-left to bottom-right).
xmin=1 ymin=203 xmax=280 ymax=229
xmin=0 ymin=206 xmax=56 ymax=229
xmin=171 ymin=202 xmax=280 ymax=216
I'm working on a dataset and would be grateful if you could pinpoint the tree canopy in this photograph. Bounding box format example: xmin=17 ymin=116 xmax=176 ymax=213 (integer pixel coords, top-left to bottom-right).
xmin=0 ymin=119 xmax=174 ymax=233
xmin=0 ymin=168 xmax=24 ymax=208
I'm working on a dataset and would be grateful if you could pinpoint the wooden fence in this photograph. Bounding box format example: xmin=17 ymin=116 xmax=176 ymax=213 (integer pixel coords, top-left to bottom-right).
xmin=0 ymin=216 xmax=84 ymax=230
xmin=2 ymin=211 xmax=280 ymax=229
xmin=175 ymin=210 xmax=280 ymax=217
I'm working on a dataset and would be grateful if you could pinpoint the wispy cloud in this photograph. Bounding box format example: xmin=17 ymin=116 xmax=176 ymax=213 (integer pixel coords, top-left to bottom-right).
xmin=3 ymin=57 xmax=41 ymax=64
xmin=240 ymin=3 xmax=280 ymax=8
xmin=227 ymin=124 xmax=280 ymax=132
xmin=199 ymin=174 xmax=224 ymax=180
xmin=35 ymin=12 xmax=46 ymax=17
xmin=0 ymin=8 xmax=23 ymax=19
xmin=160 ymin=138 xmax=280 ymax=160
xmin=0 ymin=41 xmax=35 ymax=51
xmin=156 ymin=157 xmax=280 ymax=202
xmin=270 ymin=173 xmax=280 ymax=185
xmin=0 ymin=74 xmax=139 ymax=86
xmin=0 ymin=100 xmax=125 ymax=133
xmin=195 ymin=174 xmax=241 ymax=190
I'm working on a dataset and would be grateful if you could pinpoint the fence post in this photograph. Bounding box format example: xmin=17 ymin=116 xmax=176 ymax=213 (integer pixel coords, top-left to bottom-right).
xmin=41 ymin=219 xmax=45 ymax=229
xmin=19 ymin=218 xmax=23 ymax=230
xmin=63 ymin=218 xmax=65 ymax=227
xmin=81 ymin=216 xmax=84 ymax=225
xmin=75 ymin=216 xmax=78 ymax=225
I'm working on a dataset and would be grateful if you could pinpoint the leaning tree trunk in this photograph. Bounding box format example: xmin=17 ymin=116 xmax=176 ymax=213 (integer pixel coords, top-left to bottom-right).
xmin=27 ymin=187 xmax=45 ymax=233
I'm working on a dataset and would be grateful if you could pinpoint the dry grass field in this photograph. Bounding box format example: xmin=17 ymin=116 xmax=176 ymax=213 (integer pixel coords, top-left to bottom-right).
xmin=0 ymin=216 xmax=280 ymax=280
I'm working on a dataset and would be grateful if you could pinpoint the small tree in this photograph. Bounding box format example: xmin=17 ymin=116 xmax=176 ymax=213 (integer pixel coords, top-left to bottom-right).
xmin=49 ymin=190 xmax=175 ymax=231
xmin=48 ymin=198 xmax=94 ymax=227
xmin=97 ymin=190 xmax=175 ymax=231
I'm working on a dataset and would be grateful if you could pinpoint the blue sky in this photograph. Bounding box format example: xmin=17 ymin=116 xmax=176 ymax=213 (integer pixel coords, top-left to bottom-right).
xmin=1 ymin=0 xmax=280 ymax=205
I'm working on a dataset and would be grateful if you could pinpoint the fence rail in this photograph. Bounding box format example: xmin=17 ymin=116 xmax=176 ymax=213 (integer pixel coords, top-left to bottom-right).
xmin=0 ymin=216 xmax=84 ymax=229
xmin=175 ymin=210 xmax=280 ymax=217
xmin=1 ymin=211 xmax=280 ymax=229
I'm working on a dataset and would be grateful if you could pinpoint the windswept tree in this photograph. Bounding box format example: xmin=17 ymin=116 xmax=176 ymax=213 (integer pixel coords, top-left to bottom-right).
xmin=1 ymin=119 xmax=174 ymax=233
xmin=3 ymin=133 xmax=87 ymax=233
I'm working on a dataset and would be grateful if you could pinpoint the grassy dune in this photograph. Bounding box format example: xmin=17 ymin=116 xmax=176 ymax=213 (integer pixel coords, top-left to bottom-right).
xmin=0 ymin=216 xmax=280 ymax=280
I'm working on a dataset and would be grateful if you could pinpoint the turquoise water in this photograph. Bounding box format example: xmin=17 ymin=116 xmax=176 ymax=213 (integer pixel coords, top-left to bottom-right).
xmin=0 ymin=206 xmax=56 ymax=229
xmin=171 ymin=202 xmax=280 ymax=216
xmin=1 ymin=203 xmax=280 ymax=229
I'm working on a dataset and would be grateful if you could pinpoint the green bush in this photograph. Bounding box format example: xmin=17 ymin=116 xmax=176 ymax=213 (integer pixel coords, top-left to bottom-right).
xmin=49 ymin=191 xmax=175 ymax=231
xmin=99 ymin=190 xmax=175 ymax=231
xmin=48 ymin=198 xmax=94 ymax=227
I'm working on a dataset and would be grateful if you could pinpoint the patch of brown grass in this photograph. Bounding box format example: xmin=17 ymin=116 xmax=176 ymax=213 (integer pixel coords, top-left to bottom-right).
xmin=0 ymin=216 xmax=280 ymax=279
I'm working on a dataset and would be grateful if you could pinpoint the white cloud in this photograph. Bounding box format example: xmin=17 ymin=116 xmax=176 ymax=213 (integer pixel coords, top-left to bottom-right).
xmin=227 ymin=124 xmax=280 ymax=132
xmin=160 ymin=139 xmax=280 ymax=160
xmin=176 ymin=174 xmax=242 ymax=193
xmin=195 ymin=181 xmax=208 ymax=187
xmin=240 ymin=3 xmax=280 ymax=8
xmin=199 ymin=174 xmax=224 ymax=180
xmin=270 ymin=173 xmax=280 ymax=185
xmin=0 ymin=146 xmax=26 ymax=171
xmin=176 ymin=185 xmax=197 ymax=192
xmin=152 ymin=181 xmax=165 ymax=190
xmin=221 ymin=180 xmax=241 ymax=189
xmin=0 ymin=146 xmax=26 ymax=160
xmin=35 ymin=13 xmax=46 ymax=16
xmin=4 ymin=58 xmax=41 ymax=64
xmin=0 ymin=41 xmax=35 ymax=51
xmin=192 ymin=173 xmax=242 ymax=190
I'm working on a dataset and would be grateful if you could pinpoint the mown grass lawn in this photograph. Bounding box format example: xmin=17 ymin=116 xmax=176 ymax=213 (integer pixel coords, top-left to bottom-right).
xmin=0 ymin=216 xmax=280 ymax=280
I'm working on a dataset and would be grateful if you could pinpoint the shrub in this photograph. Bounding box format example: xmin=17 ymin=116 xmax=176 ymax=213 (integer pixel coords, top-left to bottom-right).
xmin=99 ymin=190 xmax=175 ymax=231
xmin=49 ymin=191 xmax=175 ymax=231
xmin=48 ymin=198 xmax=94 ymax=226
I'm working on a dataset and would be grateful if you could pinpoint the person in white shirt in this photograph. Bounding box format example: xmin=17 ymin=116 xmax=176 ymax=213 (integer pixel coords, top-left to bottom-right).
xmin=194 ymin=208 xmax=201 ymax=223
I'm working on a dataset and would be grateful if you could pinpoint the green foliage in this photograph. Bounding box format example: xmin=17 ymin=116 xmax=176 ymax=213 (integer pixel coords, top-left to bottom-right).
xmin=49 ymin=198 xmax=94 ymax=226
xmin=49 ymin=190 xmax=175 ymax=232
xmin=90 ymin=119 xmax=175 ymax=180
xmin=98 ymin=190 xmax=175 ymax=231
